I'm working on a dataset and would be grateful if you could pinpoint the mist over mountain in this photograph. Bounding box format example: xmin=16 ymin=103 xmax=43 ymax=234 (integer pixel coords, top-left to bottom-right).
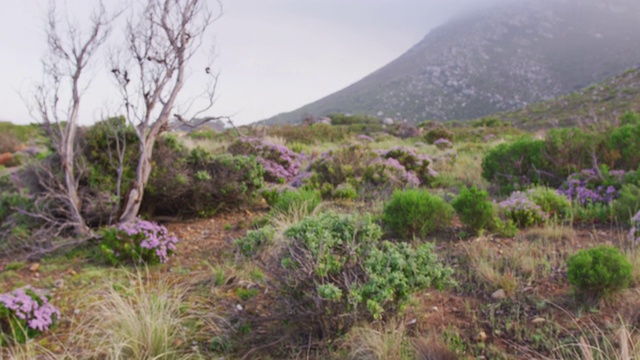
xmin=263 ymin=0 xmax=640 ymax=125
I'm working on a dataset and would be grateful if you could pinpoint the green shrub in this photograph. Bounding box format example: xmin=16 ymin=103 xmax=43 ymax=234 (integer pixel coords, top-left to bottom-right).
xmin=608 ymin=123 xmax=640 ymax=170
xmin=544 ymin=128 xmax=608 ymax=184
xmin=525 ymin=186 xmax=572 ymax=219
xmin=424 ymin=127 xmax=454 ymax=145
xmin=452 ymin=186 xmax=495 ymax=235
xmin=497 ymin=192 xmax=547 ymax=228
xmin=276 ymin=212 xmax=452 ymax=337
xmin=143 ymin=149 xmax=264 ymax=217
xmin=482 ymin=137 xmax=548 ymax=194
xmin=383 ymin=189 xmax=454 ymax=239
xmin=612 ymin=184 xmax=640 ymax=223
xmin=620 ymin=111 xmax=640 ymax=126
xmin=567 ymin=245 xmax=632 ymax=299
xmin=328 ymin=113 xmax=380 ymax=125
xmin=271 ymin=188 xmax=321 ymax=216
xmin=332 ymin=182 xmax=358 ymax=200
xmin=235 ymin=227 xmax=275 ymax=258
xmin=0 ymin=174 xmax=38 ymax=253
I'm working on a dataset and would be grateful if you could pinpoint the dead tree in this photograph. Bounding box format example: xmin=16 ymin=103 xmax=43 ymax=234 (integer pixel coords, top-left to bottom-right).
xmin=112 ymin=0 xmax=221 ymax=223
xmin=33 ymin=3 xmax=111 ymax=237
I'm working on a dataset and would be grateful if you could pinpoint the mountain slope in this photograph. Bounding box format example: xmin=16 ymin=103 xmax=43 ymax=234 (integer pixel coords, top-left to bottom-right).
xmin=263 ymin=0 xmax=640 ymax=125
xmin=494 ymin=65 xmax=640 ymax=130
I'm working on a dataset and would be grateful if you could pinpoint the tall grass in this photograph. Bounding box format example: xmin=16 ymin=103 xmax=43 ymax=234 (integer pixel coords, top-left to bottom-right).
xmin=77 ymin=269 xmax=192 ymax=360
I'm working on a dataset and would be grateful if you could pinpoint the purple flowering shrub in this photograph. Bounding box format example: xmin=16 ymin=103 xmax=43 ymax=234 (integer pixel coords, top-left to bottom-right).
xmin=630 ymin=211 xmax=640 ymax=244
xmin=434 ymin=138 xmax=453 ymax=149
xmin=99 ymin=218 xmax=178 ymax=265
xmin=228 ymin=137 xmax=301 ymax=183
xmin=380 ymin=147 xmax=437 ymax=185
xmin=498 ymin=192 xmax=547 ymax=228
xmin=356 ymin=134 xmax=375 ymax=143
xmin=557 ymin=168 xmax=622 ymax=206
xmin=0 ymin=287 xmax=59 ymax=344
xmin=308 ymin=144 xmax=427 ymax=199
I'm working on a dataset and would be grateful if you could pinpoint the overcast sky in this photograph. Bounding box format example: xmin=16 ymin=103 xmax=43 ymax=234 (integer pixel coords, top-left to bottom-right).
xmin=0 ymin=0 xmax=485 ymax=125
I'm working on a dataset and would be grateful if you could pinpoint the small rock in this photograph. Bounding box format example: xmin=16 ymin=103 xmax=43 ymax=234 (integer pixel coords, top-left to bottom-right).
xmin=491 ymin=289 xmax=507 ymax=300
xmin=532 ymin=317 xmax=546 ymax=324
xmin=54 ymin=279 xmax=64 ymax=289
xmin=29 ymin=263 xmax=40 ymax=272
xmin=476 ymin=331 xmax=488 ymax=342
xmin=431 ymin=306 xmax=439 ymax=312
xmin=236 ymin=304 xmax=243 ymax=311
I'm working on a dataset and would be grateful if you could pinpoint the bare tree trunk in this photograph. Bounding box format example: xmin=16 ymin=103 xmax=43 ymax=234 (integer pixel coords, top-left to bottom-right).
xmin=33 ymin=3 xmax=111 ymax=237
xmin=114 ymin=0 xmax=220 ymax=223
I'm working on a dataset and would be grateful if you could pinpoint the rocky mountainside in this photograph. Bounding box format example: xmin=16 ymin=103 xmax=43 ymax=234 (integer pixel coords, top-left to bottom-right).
xmin=263 ymin=0 xmax=640 ymax=125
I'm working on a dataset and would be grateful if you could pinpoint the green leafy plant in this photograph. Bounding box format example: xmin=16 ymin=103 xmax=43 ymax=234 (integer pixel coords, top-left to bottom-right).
xmin=276 ymin=212 xmax=452 ymax=338
xmin=452 ymin=186 xmax=495 ymax=235
xmin=235 ymin=227 xmax=274 ymax=258
xmin=383 ymin=189 xmax=454 ymax=239
xmin=567 ymin=245 xmax=632 ymax=299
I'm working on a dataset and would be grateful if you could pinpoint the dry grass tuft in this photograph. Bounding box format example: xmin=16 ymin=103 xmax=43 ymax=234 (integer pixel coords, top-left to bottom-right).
xmin=75 ymin=269 xmax=194 ymax=360
xmin=412 ymin=336 xmax=458 ymax=360
xmin=341 ymin=320 xmax=410 ymax=360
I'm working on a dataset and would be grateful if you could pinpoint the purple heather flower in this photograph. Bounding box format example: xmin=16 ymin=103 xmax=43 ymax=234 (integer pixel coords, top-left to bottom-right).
xmin=229 ymin=137 xmax=301 ymax=183
xmin=433 ymin=138 xmax=453 ymax=149
xmin=0 ymin=287 xmax=59 ymax=332
xmin=115 ymin=218 xmax=179 ymax=263
xmin=356 ymin=134 xmax=375 ymax=142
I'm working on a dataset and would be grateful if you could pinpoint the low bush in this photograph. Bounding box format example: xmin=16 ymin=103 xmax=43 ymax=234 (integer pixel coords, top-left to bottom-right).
xmin=567 ymin=245 xmax=632 ymax=299
xmin=274 ymin=212 xmax=451 ymax=338
xmin=332 ymin=182 xmax=358 ymax=200
xmin=235 ymin=226 xmax=275 ymax=258
xmin=383 ymin=189 xmax=454 ymax=239
xmin=481 ymin=137 xmax=548 ymax=194
xmin=452 ymin=186 xmax=495 ymax=235
xmin=557 ymin=168 xmax=622 ymax=206
xmin=544 ymin=127 xmax=609 ymax=183
xmin=525 ymin=186 xmax=572 ymax=219
xmin=424 ymin=127 xmax=453 ymax=145
xmin=380 ymin=147 xmax=437 ymax=185
xmin=498 ymin=192 xmax=547 ymax=228
xmin=143 ymin=144 xmax=265 ymax=217
xmin=0 ymin=287 xmax=59 ymax=344
xmin=0 ymin=174 xmax=39 ymax=254
xmin=434 ymin=138 xmax=453 ymax=149
xmin=99 ymin=218 xmax=179 ymax=265
xmin=228 ymin=137 xmax=301 ymax=183
xmin=309 ymin=144 xmax=424 ymax=200
xmin=271 ymin=188 xmax=321 ymax=217
xmin=629 ymin=211 xmax=640 ymax=244
xmin=608 ymin=122 xmax=640 ymax=170
xmin=613 ymin=184 xmax=640 ymax=223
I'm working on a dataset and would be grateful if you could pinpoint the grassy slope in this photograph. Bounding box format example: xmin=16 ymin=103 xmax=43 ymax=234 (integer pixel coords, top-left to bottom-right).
xmin=495 ymin=66 xmax=640 ymax=130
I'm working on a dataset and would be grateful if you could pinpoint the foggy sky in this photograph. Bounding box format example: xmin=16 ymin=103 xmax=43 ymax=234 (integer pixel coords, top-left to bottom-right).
xmin=0 ymin=0 xmax=492 ymax=125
